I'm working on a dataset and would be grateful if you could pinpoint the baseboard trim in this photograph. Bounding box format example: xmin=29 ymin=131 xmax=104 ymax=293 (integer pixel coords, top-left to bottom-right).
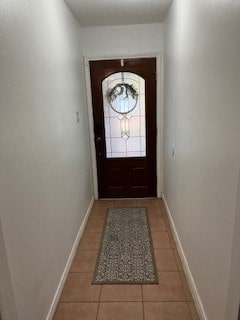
xmin=45 ymin=196 xmax=95 ymax=320
xmin=162 ymin=193 xmax=208 ymax=320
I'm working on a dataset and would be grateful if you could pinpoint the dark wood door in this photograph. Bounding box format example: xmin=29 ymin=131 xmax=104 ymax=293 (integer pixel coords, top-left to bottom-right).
xmin=90 ymin=58 xmax=157 ymax=198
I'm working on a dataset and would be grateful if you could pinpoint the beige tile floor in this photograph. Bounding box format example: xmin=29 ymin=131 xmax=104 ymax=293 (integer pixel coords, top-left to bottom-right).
xmin=54 ymin=199 xmax=200 ymax=320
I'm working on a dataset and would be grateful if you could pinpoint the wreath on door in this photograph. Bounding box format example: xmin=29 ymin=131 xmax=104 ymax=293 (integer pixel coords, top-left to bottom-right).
xmin=107 ymin=83 xmax=138 ymax=114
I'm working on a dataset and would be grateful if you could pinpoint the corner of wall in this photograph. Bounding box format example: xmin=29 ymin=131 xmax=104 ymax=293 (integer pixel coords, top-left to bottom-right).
xmin=46 ymin=196 xmax=94 ymax=320
xmin=162 ymin=193 xmax=208 ymax=320
xmin=0 ymin=220 xmax=18 ymax=320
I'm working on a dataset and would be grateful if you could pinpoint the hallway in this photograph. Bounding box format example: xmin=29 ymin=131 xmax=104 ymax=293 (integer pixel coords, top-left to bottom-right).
xmin=0 ymin=0 xmax=240 ymax=319
xmin=54 ymin=199 xmax=200 ymax=320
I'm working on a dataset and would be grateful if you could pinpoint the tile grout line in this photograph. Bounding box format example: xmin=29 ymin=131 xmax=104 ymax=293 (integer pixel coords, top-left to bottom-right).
xmin=96 ymin=285 xmax=102 ymax=320
xmin=170 ymin=243 xmax=182 ymax=272
xmin=72 ymin=249 xmax=99 ymax=251
xmin=58 ymin=300 xmax=100 ymax=303
xmin=160 ymin=205 xmax=190 ymax=303
xmin=69 ymin=271 xmax=96 ymax=274
xmin=157 ymin=202 xmax=191 ymax=305
xmin=187 ymin=301 xmax=195 ymax=320
xmin=141 ymin=284 xmax=145 ymax=320
xmin=96 ymin=300 xmax=144 ymax=303
xmin=58 ymin=301 xmax=100 ymax=304
xmin=58 ymin=299 xmax=191 ymax=303
xmin=160 ymin=205 xmax=193 ymax=303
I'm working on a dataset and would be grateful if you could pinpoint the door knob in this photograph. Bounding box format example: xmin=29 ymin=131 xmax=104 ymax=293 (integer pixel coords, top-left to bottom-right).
xmin=96 ymin=137 xmax=101 ymax=142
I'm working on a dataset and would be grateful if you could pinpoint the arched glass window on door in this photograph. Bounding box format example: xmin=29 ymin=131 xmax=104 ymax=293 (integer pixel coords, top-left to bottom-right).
xmin=102 ymin=72 xmax=146 ymax=158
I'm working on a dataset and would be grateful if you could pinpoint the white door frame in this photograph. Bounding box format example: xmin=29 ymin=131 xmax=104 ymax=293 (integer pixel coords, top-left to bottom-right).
xmin=84 ymin=53 xmax=163 ymax=199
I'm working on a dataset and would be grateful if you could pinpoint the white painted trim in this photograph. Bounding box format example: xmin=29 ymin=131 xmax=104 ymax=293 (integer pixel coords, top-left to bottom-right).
xmin=156 ymin=53 xmax=163 ymax=198
xmin=84 ymin=52 xmax=163 ymax=61
xmin=84 ymin=59 xmax=99 ymax=199
xmin=162 ymin=193 xmax=208 ymax=320
xmin=45 ymin=196 xmax=95 ymax=320
xmin=84 ymin=53 xmax=163 ymax=199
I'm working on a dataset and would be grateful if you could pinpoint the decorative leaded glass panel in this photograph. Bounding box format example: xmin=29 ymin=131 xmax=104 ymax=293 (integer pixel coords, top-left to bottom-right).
xmin=102 ymin=72 xmax=146 ymax=158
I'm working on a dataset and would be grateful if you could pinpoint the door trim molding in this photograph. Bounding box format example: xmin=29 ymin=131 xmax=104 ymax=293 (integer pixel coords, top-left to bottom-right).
xmin=84 ymin=53 xmax=163 ymax=199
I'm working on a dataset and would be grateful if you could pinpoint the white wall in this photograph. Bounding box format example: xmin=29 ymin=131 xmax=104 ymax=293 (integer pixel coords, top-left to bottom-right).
xmin=163 ymin=1 xmax=240 ymax=320
xmin=0 ymin=220 xmax=18 ymax=320
xmin=225 ymin=171 xmax=240 ymax=320
xmin=81 ymin=23 xmax=163 ymax=57
xmin=0 ymin=1 xmax=93 ymax=319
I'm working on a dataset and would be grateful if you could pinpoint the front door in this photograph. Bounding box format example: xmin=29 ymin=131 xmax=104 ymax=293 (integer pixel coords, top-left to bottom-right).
xmin=90 ymin=58 xmax=157 ymax=198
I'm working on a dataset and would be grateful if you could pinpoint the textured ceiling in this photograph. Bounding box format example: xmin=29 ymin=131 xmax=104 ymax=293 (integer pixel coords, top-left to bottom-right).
xmin=64 ymin=0 xmax=173 ymax=27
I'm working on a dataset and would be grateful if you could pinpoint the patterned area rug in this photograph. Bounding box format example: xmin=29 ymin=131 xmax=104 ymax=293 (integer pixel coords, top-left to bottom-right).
xmin=92 ymin=207 xmax=158 ymax=284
